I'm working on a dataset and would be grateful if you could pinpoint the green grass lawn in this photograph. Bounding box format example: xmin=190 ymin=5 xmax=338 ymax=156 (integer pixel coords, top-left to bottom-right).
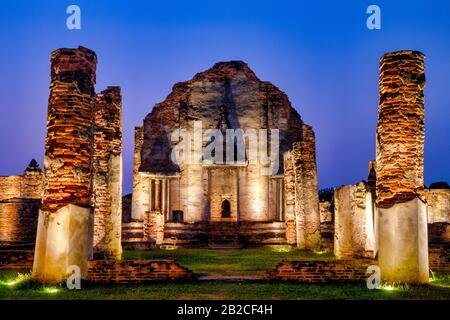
xmin=123 ymin=247 xmax=334 ymax=276
xmin=0 ymin=271 xmax=449 ymax=300
xmin=1 ymin=248 xmax=449 ymax=300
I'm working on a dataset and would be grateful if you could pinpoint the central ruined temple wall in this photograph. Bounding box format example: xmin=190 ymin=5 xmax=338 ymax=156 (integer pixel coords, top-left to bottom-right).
xmin=134 ymin=61 xmax=305 ymax=225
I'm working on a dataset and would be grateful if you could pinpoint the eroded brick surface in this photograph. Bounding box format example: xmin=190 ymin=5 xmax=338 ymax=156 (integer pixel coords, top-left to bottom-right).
xmin=376 ymin=51 xmax=426 ymax=208
xmin=92 ymin=87 xmax=123 ymax=258
xmin=86 ymin=259 xmax=192 ymax=283
xmin=42 ymin=46 xmax=97 ymax=212
xmin=268 ymin=259 xmax=373 ymax=282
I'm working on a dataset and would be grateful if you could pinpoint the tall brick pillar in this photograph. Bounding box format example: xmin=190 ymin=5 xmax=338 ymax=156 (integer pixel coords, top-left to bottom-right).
xmin=292 ymin=124 xmax=321 ymax=249
xmin=33 ymin=47 xmax=97 ymax=282
xmin=376 ymin=50 xmax=428 ymax=283
xmin=93 ymin=87 xmax=123 ymax=259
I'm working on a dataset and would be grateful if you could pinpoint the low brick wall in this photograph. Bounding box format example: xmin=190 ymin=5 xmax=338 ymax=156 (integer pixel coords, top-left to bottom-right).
xmin=267 ymin=259 xmax=373 ymax=282
xmin=429 ymin=242 xmax=450 ymax=272
xmin=0 ymin=200 xmax=40 ymax=245
xmin=0 ymin=249 xmax=34 ymax=269
xmin=86 ymin=260 xmax=193 ymax=283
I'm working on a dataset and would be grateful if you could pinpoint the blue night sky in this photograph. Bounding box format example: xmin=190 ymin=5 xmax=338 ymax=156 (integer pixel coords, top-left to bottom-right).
xmin=0 ymin=0 xmax=449 ymax=194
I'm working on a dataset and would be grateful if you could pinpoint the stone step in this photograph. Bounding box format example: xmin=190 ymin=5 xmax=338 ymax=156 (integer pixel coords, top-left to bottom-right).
xmin=207 ymin=223 xmax=240 ymax=248
xmin=122 ymin=221 xmax=144 ymax=228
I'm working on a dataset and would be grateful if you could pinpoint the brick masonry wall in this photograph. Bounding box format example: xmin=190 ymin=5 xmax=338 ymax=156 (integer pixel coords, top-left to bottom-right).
xmin=209 ymin=167 xmax=238 ymax=222
xmin=0 ymin=250 xmax=34 ymax=269
xmin=0 ymin=176 xmax=22 ymax=201
xmin=429 ymin=243 xmax=450 ymax=272
xmin=428 ymin=223 xmax=450 ymax=243
xmin=268 ymin=259 xmax=373 ymax=282
xmin=0 ymin=171 xmax=43 ymax=245
xmin=283 ymin=151 xmax=296 ymax=245
xmin=291 ymin=124 xmax=321 ymax=249
xmin=41 ymin=46 xmax=97 ymax=212
xmin=86 ymin=259 xmax=192 ymax=283
xmin=143 ymin=211 xmax=165 ymax=244
xmin=376 ymin=50 xmax=426 ymax=208
xmin=0 ymin=201 xmax=40 ymax=245
xmin=92 ymin=86 xmax=123 ymax=258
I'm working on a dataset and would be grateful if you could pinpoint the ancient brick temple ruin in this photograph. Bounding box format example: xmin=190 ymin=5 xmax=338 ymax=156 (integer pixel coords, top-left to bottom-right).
xmin=129 ymin=61 xmax=321 ymax=249
xmin=0 ymin=47 xmax=449 ymax=284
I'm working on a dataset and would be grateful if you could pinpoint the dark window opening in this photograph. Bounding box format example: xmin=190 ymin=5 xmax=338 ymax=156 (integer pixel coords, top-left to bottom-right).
xmin=172 ymin=210 xmax=184 ymax=223
xmin=221 ymin=200 xmax=231 ymax=218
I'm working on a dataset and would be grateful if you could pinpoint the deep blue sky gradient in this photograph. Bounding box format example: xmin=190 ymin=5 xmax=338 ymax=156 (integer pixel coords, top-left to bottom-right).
xmin=0 ymin=0 xmax=449 ymax=193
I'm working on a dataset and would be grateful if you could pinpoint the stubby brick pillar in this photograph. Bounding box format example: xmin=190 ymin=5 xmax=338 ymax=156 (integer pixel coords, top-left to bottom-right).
xmin=292 ymin=124 xmax=321 ymax=249
xmin=92 ymin=87 xmax=123 ymax=259
xmin=376 ymin=50 xmax=428 ymax=284
xmin=33 ymin=47 xmax=97 ymax=282
xmin=283 ymin=151 xmax=296 ymax=244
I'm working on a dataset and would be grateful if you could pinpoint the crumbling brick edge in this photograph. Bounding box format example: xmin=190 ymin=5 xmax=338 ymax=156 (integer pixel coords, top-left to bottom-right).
xmin=267 ymin=259 xmax=376 ymax=282
xmin=85 ymin=259 xmax=193 ymax=283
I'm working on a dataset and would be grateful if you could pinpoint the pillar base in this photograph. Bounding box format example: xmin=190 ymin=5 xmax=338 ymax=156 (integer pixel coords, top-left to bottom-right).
xmin=33 ymin=204 xmax=93 ymax=283
xmin=378 ymin=197 xmax=429 ymax=284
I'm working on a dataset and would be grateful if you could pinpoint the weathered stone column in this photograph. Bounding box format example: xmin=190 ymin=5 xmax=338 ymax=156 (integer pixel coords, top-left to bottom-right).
xmin=292 ymin=124 xmax=321 ymax=249
xmin=131 ymin=126 xmax=147 ymax=220
xmin=92 ymin=86 xmax=123 ymax=260
xmin=376 ymin=50 xmax=428 ymax=284
xmin=334 ymin=182 xmax=375 ymax=259
xmin=283 ymin=151 xmax=296 ymax=245
xmin=33 ymin=47 xmax=97 ymax=282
